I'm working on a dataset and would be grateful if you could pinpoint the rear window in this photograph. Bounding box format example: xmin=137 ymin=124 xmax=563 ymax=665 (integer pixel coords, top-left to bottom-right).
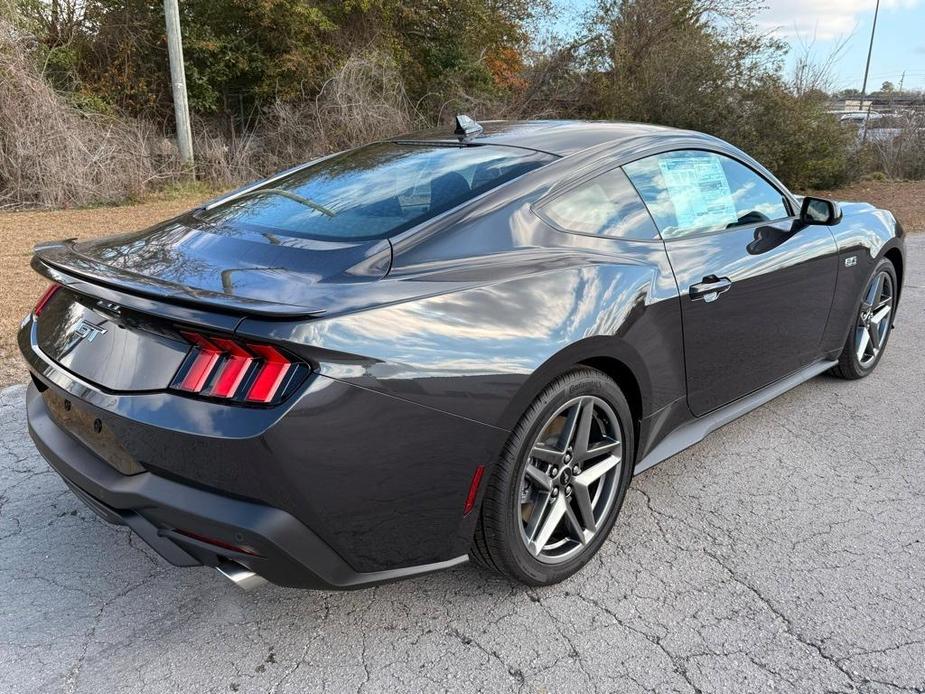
xmin=196 ymin=143 xmax=554 ymax=241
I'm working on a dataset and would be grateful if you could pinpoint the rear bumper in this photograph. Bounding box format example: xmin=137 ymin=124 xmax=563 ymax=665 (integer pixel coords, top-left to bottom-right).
xmin=26 ymin=383 xmax=468 ymax=589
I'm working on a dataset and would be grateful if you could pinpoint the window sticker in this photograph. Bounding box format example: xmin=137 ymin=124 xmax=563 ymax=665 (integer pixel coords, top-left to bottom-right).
xmin=658 ymin=155 xmax=737 ymax=233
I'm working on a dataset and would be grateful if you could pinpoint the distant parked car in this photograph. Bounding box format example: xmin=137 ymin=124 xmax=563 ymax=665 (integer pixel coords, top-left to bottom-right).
xmin=839 ymin=110 xmax=883 ymax=125
xmin=20 ymin=118 xmax=905 ymax=590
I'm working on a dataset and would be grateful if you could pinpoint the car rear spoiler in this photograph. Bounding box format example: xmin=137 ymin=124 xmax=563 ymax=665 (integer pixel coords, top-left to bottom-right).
xmin=32 ymin=240 xmax=327 ymax=322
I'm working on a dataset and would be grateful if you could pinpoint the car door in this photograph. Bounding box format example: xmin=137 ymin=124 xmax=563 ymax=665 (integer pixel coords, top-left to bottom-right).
xmin=624 ymin=149 xmax=839 ymax=416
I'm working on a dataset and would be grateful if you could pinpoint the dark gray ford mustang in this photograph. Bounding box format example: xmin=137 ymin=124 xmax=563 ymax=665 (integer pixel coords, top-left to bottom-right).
xmin=20 ymin=118 xmax=905 ymax=589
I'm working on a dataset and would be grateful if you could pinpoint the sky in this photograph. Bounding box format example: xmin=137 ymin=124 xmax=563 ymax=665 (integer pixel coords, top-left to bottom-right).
xmin=547 ymin=0 xmax=925 ymax=92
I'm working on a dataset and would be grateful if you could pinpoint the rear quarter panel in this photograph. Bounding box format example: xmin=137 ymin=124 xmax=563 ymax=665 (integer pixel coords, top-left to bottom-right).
xmin=237 ymin=218 xmax=686 ymax=436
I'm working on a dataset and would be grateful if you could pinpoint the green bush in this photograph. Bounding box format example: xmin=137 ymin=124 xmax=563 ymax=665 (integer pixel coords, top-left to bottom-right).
xmin=551 ymin=0 xmax=855 ymax=189
xmin=722 ymin=81 xmax=853 ymax=189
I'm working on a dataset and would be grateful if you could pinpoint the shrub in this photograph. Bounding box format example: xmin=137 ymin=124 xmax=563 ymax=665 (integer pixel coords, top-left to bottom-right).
xmin=0 ymin=17 xmax=166 ymax=208
xmin=0 ymin=34 xmax=420 ymax=208
xmin=258 ymin=50 xmax=418 ymax=169
xmin=722 ymin=81 xmax=853 ymax=189
xmin=863 ymin=111 xmax=925 ymax=180
xmin=517 ymin=0 xmax=855 ymax=189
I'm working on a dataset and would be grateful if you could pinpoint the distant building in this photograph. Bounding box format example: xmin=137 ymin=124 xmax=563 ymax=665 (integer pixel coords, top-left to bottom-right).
xmin=837 ymin=99 xmax=874 ymax=112
xmin=829 ymin=93 xmax=924 ymax=115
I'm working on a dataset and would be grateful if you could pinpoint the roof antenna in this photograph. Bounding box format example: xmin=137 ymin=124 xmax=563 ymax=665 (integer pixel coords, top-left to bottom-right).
xmin=454 ymin=114 xmax=483 ymax=141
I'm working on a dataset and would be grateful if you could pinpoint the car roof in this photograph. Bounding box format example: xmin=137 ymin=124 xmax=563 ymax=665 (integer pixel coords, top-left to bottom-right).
xmin=390 ymin=119 xmax=696 ymax=157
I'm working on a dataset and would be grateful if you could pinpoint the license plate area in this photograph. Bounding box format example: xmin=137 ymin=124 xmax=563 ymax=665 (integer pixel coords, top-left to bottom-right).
xmin=44 ymin=390 xmax=144 ymax=475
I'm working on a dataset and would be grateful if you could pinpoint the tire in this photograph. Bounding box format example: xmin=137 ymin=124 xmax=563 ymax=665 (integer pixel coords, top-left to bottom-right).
xmin=831 ymin=258 xmax=897 ymax=380
xmin=471 ymin=367 xmax=634 ymax=585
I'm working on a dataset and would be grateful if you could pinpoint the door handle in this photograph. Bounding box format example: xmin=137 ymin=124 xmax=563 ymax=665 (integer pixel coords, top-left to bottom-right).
xmin=690 ymin=276 xmax=732 ymax=303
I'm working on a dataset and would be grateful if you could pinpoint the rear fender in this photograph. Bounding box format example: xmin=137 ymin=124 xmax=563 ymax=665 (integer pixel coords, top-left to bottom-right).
xmin=493 ymin=335 xmax=653 ymax=434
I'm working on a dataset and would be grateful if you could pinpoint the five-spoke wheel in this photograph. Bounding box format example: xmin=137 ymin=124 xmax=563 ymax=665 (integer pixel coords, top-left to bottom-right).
xmin=471 ymin=368 xmax=634 ymax=585
xmin=518 ymin=396 xmax=622 ymax=563
xmin=832 ymin=257 xmax=898 ymax=380
xmin=855 ymin=269 xmax=894 ymax=368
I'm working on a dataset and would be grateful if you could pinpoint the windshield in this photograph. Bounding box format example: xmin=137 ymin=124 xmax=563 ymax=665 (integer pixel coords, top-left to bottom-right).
xmin=197 ymin=143 xmax=554 ymax=241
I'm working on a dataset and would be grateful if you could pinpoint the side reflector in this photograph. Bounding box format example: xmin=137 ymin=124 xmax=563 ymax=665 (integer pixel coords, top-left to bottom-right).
xmin=33 ymin=283 xmax=61 ymax=317
xmin=177 ymin=332 xmax=223 ymax=392
xmin=463 ymin=465 xmax=485 ymax=515
xmin=174 ymin=529 xmax=259 ymax=557
xmin=245 ymin=344 xmax=291 ymax=403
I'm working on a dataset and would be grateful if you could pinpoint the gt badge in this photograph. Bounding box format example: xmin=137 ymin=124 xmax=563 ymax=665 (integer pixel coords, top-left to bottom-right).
xmin=61 ymin=319 xmax=108 ymax=357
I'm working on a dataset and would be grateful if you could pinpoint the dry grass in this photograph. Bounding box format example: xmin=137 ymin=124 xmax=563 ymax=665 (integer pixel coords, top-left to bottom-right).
xmin=806 ymin=179 xmax=925 ymax=233
xmin=0 ymin=29 xmax=418 ymax=210
xmin=257 ymin=51 xmax=418 ymax=167
xmin=0 ymin=194 xmax=207 ymax=386
xmin=0 ymin=19 xmax=169 ymax=209
xmin=0 ymin=181 xmax=922 ymax=389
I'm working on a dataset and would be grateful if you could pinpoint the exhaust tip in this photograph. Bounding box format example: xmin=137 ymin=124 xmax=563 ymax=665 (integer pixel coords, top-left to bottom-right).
xmin=217 ymin=560 xmax=267 ymax=591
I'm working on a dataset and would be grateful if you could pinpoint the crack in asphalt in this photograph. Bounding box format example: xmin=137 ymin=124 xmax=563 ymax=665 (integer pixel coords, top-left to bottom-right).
xmin=448 ymin=627 xmax=527 ymax=689
xmin=700 ymin=547 xmax=856 ymax=688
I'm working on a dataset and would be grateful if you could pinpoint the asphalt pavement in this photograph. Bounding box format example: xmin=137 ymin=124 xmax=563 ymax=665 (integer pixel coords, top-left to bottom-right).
xmin=1 ymin=236 xmax=923 ymax=694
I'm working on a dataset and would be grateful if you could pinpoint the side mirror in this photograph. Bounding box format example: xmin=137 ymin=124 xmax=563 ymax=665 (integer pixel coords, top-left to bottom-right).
xmin=800 ymin=196 xmax=842 ymax=226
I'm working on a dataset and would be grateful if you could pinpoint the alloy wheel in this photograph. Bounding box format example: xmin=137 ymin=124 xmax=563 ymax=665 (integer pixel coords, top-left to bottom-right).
xmin=517 ymin=395 xmax=623 ymax=564
xmin=855 ymin=270 xmax=894 ymax=369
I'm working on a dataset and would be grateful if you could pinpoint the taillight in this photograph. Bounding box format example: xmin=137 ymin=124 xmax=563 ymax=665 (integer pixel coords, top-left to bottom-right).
xmin=206 ymin=338 xmax=254 ymax=399
xmin=33 ymin=283 xmax=61 ymax=317
xmin=177 ymin=332 xmax=223 ymax=392
xmin=244 ymin=344 xmax=291 ymax=403
xmin=171 ymin=331 xmax=303 ymax=405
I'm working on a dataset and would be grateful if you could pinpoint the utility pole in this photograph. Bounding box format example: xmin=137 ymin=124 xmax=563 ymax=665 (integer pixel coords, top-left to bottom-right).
xmin=164 ymin=0 xmax=194 ymax=168
xmin=860 ymin=0 xmax=881 ymax=145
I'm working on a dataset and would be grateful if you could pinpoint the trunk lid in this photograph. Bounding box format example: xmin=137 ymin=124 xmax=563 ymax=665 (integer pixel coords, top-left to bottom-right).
xmin=30 ymin=214 xmax=390 ymax=391
xmin=35 ymin=214 xmax=393 ymax=318
xmin=33 ymin=286 xmax=190 ymax=391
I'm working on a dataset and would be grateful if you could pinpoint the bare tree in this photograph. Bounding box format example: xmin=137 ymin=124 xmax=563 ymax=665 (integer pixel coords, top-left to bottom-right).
xmin=790 ymin=31 xmax=851 ymax=97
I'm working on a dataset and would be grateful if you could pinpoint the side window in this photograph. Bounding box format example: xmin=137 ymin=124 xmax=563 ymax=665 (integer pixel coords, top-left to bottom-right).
xmin=623 ymin=150 xmax=790 ymax=239
xmin=538 ymin=167 xmax=659 ymax=241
